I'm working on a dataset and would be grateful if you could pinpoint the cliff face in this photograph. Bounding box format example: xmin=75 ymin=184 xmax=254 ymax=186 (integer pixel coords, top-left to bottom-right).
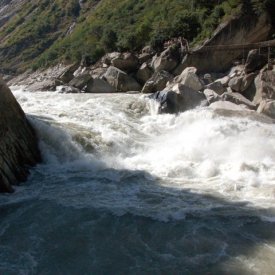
xmin=176 ymin=11 xmax=273 ymax=74
xmin=0 ymin=77 xmax=40 ymax=192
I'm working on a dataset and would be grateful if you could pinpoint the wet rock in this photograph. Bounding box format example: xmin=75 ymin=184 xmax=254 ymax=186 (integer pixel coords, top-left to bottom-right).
xmin=86 ymin=78 xmax=115 ymax=93
xmin=171 ymin=83 xmax=208 ymax=111
xmin=209 ymin=101 xmax=249 ymax=111
xmin=104 ymin=66 xmax=141 ymax=92
xmin=245 ymin=49 xmax=267 ymax=74
xmin=0 ymin=77 xmax=40 ymax=192
xmin=149 ymin=90 xmax=181 ymax=114
xmin=56 ymin=85 xmax=81 ymax=93
xmin=141 ymin=70 xmax=173 ymax=94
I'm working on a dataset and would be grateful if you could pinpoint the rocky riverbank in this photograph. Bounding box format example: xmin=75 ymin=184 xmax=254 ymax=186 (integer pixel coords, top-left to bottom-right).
xmin=0 ymin=77 xmax=40 ymax=192
xmin=5 ymin=7 xmax=274 ymax=120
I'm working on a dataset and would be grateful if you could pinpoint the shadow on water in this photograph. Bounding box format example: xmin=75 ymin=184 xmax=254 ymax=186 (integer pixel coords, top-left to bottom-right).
xmin=0 ymin=116 xmax=275 ymax=275
xmin=1 ymin=168 xmax=275 ymax=275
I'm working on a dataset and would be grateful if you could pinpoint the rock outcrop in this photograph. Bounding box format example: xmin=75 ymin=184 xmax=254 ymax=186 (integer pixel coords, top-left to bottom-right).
xmin=0 ymin=77 xmax=40 ymax=192
xmin=174 ymin=12 xmax=272 ymax=74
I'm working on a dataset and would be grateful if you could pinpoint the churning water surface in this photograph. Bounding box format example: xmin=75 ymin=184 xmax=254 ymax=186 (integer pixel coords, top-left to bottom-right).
xmin=1 ymin=87 xmax=275 ymax=274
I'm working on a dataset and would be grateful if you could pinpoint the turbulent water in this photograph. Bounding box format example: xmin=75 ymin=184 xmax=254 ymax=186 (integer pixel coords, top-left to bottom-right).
xmin=1 ymin=87 xmax=275 ymax=274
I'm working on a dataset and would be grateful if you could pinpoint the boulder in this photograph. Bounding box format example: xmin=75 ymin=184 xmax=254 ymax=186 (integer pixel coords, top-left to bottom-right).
xmin=56 ymin=85 xmax=81 ymax=93
xmin=136 ymin=62 xmax=153 ymax=84
xmin=215 ymin=75 xmax=230 ymax=87
xmin=27 ymin=79 xmax=62 ymax=92
xmin=171 ymin=83 xmax=208 ymax=111
xmin=73 ymin=66 xmax=88 ymax=77
xmin=204 ymin=88 xmax=221 ymax=104
xmin=221 ymin=91 xmax=256 ymax=110
xmin=138 ymin=53 xmax=152 ymax=64
xmin=244 ymin=49 xmax=267 ymax=74
xmin=69 ymin=73 xmax=93 ymax=90
xmin=228 ymin=72 xmax=256 ymax=93
xmin=57 ymin=63 xmax=78 ymax=83
xmin=173 ymin=67 xmax=203 ymax=91
xmin=149 ymin=90 xmax=181 ymax=114
xmin=102 ymin=52 xmax=121 ymax=66
xmin=141 ymin=70 xmax=173 ymax=93
xmin=104 ymin=66 xmax=141 ymax=92
xmin=0 ymin=77 xmax=40 ymax=192
xmin=141 ymin=45 xmax=155 ymax=55
xmin=111 ymin=52 xmax=139 ymax=73
xmin=151 ymin=46 xmax=180 ymax=72
xmin=253 ymin=68 xmax=275 ymax=105
xmin=209 ymin=101 xmax=249 ymax=111
xmin=205 ymin=81 xmax=227 ymax=95
xmin=149 ymin=83 xmax=207 ymax=114
xmin=257 ymin=100 xmax=275 ymax=119
xmin=86 ymin=78 xmax=115 ymax=93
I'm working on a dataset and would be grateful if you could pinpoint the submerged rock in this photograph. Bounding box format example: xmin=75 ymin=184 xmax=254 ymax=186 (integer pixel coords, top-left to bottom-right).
xmin=0 ymin=77 xmax=40 ymax=192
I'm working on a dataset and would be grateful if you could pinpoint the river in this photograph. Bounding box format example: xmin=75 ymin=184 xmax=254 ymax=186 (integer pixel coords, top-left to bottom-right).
xmin=1 ymin=87 xmax=275 ymax=274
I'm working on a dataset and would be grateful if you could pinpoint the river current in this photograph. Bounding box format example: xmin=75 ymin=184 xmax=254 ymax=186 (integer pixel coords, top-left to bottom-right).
xmin=1 ymin=87 xmax=275 ymax=274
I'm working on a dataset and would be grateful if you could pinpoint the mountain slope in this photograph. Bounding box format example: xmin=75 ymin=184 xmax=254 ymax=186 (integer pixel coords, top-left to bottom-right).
xmin=0 ymin=0 xmax=273 ymax=73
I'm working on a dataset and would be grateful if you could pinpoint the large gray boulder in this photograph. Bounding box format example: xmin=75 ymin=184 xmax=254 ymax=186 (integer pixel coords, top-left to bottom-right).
xmin=57 ymin=63 xmax=78 ymax=83
xmin=104 ymin=66 xmax=141 ymax=92
xmin=173 ymin=67 xmax=203 ymax=91
xmin=222 ymin=91 xmax=256 ymax=110
xmin=149 ymin=90 xmax=182 ymax=114
xmin=203 ymin=88 xmax=221 ymax=104
xmin=86 ymin=78 xmax=115 ymax=93
xmin=257 ymin=100 xmax=275 ymax=119
xmin=142 ymin=70 xmax=173 ymax=93
xmin=253 ymin=68 xmax=275 ymax=105
xmin=0 ymin=77 xmax=40 ymax=192
xmin=244 ymin=49 xmax=267 ymax=74
xmin=149 ymin=83 xmax=207 ymax=114
xmin=69 ymin=73 xmax=93 ymax=90
xmin=111 ymin=52 xmax=139 ymax=73
xmin=171 ymin=83 xmax=207 ymax=111
xmin=228 ymin=72 xmax=256 ymax=93
xmin=136 ymin=62 xmax=153 ymax=84
xmin=205 ymin=81 xmax=227 ymax=95
xmin=27 ymin=79 xmax=62 ymax=92
xmin=151 ymin=46 xmax=180 ymax=73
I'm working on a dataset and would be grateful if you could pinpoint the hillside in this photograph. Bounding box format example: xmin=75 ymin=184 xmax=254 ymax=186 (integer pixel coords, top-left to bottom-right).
xmin=0 ymin=0 xmax=274 ymax=73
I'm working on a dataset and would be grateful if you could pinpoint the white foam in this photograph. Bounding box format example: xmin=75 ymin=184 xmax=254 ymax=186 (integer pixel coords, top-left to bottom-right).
xmin=11 ymin=88 xmax=275 ymax=210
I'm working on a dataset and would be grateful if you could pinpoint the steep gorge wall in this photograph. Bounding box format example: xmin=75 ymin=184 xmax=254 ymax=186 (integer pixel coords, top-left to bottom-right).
xmin=0 ymin=77 xmax=40 ymax=192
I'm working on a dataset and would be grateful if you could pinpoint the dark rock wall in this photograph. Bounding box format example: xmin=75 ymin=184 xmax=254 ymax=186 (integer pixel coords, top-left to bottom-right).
xmin=0 ymin=77 xmax=40 ymax=192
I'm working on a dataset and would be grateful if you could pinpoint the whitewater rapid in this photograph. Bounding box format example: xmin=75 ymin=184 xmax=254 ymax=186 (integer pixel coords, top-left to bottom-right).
xmin=1 ymin=87 xmax=275 ymax=274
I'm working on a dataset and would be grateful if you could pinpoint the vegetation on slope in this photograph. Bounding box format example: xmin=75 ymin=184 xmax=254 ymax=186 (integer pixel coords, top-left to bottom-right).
xmin=0 ymin=0 xmax=273 ymax=72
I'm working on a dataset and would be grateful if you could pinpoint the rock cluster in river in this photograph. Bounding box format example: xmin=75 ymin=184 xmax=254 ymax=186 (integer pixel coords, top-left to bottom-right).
xmin=0 ymin=77 xmax=40 ymax=192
